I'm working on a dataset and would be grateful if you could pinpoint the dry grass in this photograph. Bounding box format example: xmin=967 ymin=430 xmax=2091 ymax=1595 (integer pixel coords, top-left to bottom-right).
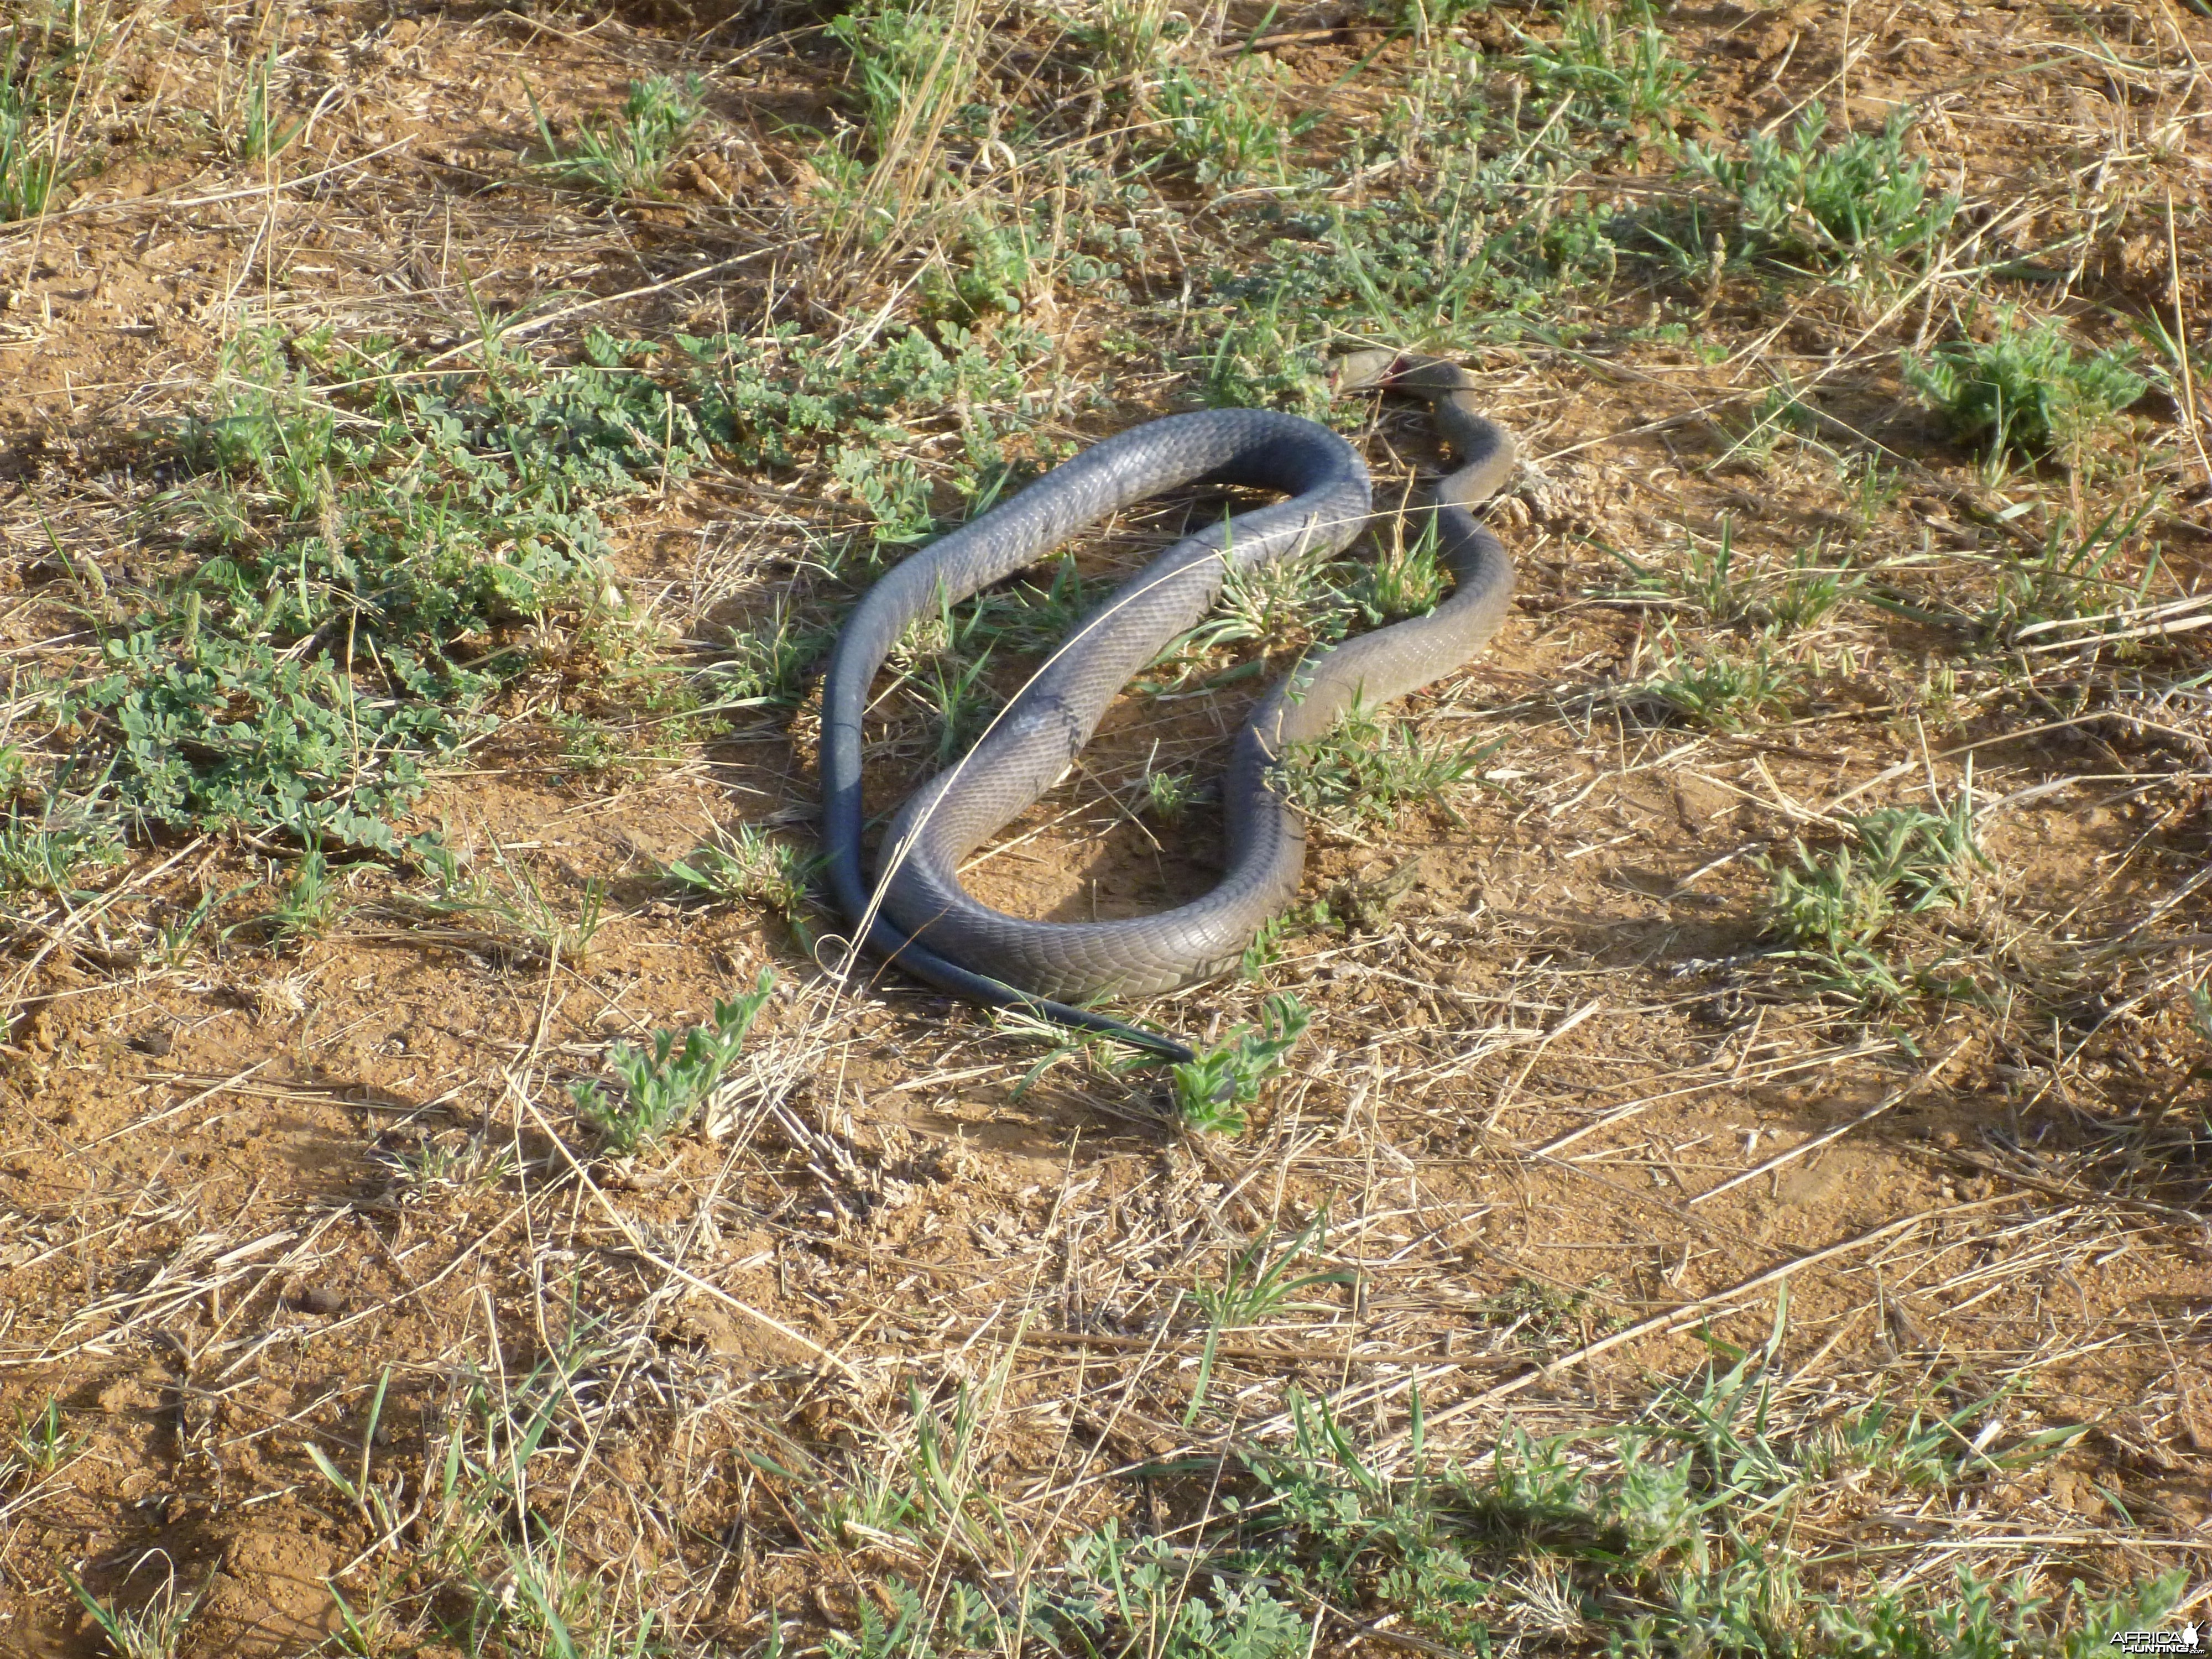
xmin=0 ymin=0 xmax=2208 ymax=1653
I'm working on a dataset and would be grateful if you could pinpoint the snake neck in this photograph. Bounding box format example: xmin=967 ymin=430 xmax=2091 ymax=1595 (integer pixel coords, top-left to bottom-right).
xmin=1374 ymin=356 xmax=1515 ymax=509
xmin=1333 ymin=352 xmax=1515 ymax=508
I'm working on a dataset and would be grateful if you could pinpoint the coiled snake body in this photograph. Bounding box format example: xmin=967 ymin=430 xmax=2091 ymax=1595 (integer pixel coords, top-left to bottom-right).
xmin=821 ymin=353 xmax=1516 ymax=1060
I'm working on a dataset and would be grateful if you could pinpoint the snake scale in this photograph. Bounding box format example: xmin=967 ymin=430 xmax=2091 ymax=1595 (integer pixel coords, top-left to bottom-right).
xmin=821 ymin=352 xmax=1517 ymax=1061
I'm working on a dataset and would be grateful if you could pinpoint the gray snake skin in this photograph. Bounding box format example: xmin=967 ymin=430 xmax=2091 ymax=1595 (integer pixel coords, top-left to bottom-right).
xmin=821 ymin=353 xmax=1516 ymax=1060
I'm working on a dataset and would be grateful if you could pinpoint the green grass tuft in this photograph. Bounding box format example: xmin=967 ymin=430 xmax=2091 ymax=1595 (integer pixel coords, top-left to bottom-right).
xmin=0 ymin=38 xmax=72 ymax=220
xmin=665 ymin=824 xmax=822 ymax=946
xmin=532 ymin=75 xmax=703 ymax=200
xmin=1759 ymin=790 xmax=1991 ymax=1003
xmin=1634 ymin=627 xmax=1801 ymax=730
xmin=1271 ymin=705 xmax=1499 ymax=834
xmin=1515 ymin=0 xmax=1701 ymax=133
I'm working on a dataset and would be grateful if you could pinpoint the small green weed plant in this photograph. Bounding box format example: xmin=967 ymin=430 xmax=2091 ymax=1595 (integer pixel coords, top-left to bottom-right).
xmin=820 ymin=1380 xmax=1014 ymax=1569
xmin=1170 ymin=993 xmax=1311 ymax=1134
xmin=665 ymin=824 xmax=821 ymax=945
xmin=238 ymin=44 xmax=305 ymax=160
xmin=815 ymin=0 xmax=1010 ymax=259
xmin=410 ymin=836 xmax=607 ymax=966
xmin=1981 ymin=502 xmax=2161 ymax=645
xmin=571 ymin=969 xmax=776 ymax=1152
xmin=1605 ymin=521 xmax=1860 ymax=635
xmin=960 ymin=553 xmax=1088 ymax=655
xmin=920 ymin=212 xmax=1039 ymax=324
xmin=1358 ymin=514 xmax=1450 ymax=623
xmin=260 ymin=842 xmax=340 ymax=944
xmin=532 ymin=75 xmax=702 ymax=199
xmin=1154 ymin=58 xmax=1306 ymax=185
xmin=716 ymin=599 xmax=834 ymax=709
xmin=1212 ymin=1300 xmax=2125 ymax=1652
xmin=920 ymin=647 xmax=1000 ymax=766
xmin=0 ymin=38 xmax=72 ymax=220
xmin=382 ymin=1319 xmax=666 ymax=1655
xmin=1211 ymin=142 xmax=1633 ymax=362
xmin=154 ymin=887 xmax=223 ymax=966
xmin=1185 ymin=1211 xmax=1350 ymax=1423
xmin=890 ymin=583 xmax=1005 ymax=764
xmin=1271 ymin=705 xmax=1498 ymax=834
xmin=1866 ymin=502 xmax=2162 ymax=648
xmin=1515 ymin=0 xmax=1700 ymax=133
xmin=59 ymin=1567 xmax=211 ymax=1659
xmin=1906 ymin=310 xmax=2145 ymax=463
xmin=1686 ymin=104 xmax=1957 ymax=265
xmin=374 ymin=1134 xmax=515 ymax=1202
xmin=1760 ymin=790 xmax=1990 ymax=1001
xmin=685 ymin=321 xmax=1043 ymax=566
xmin=1203 ymin=313 xmax=1337 ymax=416
xmin=1608 ymin=522 xmax=1760 ymax=624
xmin=11 ymin=1395 xmax=80 ymax=1475
xmin=84 ymin=326 xmax=701 ymax=846
xmin=1635 ymin=625 xmax=1801 ymax=729
xmin=824 ymin=0 xmax=978 ymax=173
xmin=302 ymin=1367 xmax=393 ymax=1515
xmin=1139 ymin=763 xmax=1198 ymax=824
xmin=0 ymin=800 xmax=123 ymax=896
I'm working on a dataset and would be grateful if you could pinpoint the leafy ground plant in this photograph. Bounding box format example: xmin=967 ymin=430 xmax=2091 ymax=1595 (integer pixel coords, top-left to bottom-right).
xmin=1907 ymin=309 xmax=2146 ymax=463
xmin=1632 ymin=625 xmax=1801 ymax=729
xmin=571 ymin=969 xmax=776 ymax=1152
xmin=75 ymin=327 xmax=689 ymax=847
xmin=257 ymin=841 xmax=340 ymax=945
xmin=1153 ymin=56 xmax=1306 ymax=185
xmin=1270 ymin=705 xmax=1499 ymax=833
xmin=1514 ymin=0 xmax=1701 ymax=132
xmin=63 ymin=320 xmax=1037 ymax=853
xmin=1170 ymin=992 xmax=1312 ymax=1134
xmin=1686 ymin=102 xmax=1957 ymax=264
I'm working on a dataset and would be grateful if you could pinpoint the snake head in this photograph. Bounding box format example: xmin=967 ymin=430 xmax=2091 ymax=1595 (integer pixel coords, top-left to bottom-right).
xmin=1330 ymin=351 xmax=1477 ymax=402
xmin=1329 ymin=349 xmax=1408 ymax=395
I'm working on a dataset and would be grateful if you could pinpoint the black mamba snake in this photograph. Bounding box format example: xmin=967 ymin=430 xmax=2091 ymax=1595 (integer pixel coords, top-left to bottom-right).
xmin=820 ymin=352 xmax=1517 ymax=1061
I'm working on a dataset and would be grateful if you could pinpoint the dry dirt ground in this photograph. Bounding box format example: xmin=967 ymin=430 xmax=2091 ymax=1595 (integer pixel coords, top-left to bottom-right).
xmin=0 ymin=0 xmax=2208 ymax=1653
